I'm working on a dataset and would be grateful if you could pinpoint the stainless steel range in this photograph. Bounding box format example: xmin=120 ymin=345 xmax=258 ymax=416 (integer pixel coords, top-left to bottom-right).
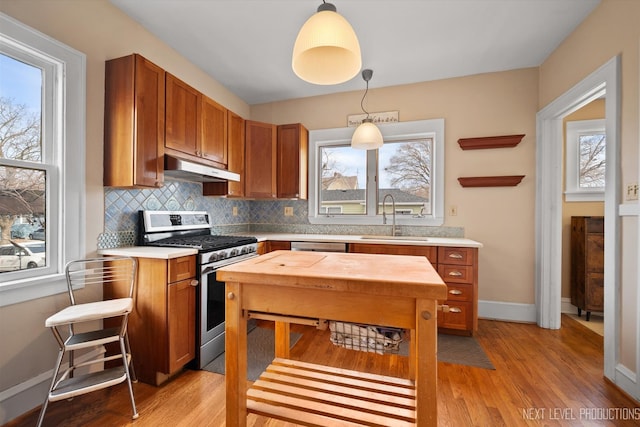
xmin=138 ymin=210 xmax=258 ymax=368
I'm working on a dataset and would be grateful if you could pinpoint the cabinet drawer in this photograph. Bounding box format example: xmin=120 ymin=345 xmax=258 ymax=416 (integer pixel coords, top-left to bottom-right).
xmin=348 ymin=243 xmax=437 ymax=264
xmin=438 ymin=246 xmax=474 ymax=265
xmin=437 ymin=264 xmax=474 ymax=284
xmin=441 ymin=284 xmax=473 ymax=302
xmin=267 ymin=240 xmax=291 ymax=252
xmin=168 ymin=256 xmax=196 ymax=283
xmin=586 ymin=217 xmax=604 ymax=233
xmin=438 ymin=301 xmax=472 ymax=331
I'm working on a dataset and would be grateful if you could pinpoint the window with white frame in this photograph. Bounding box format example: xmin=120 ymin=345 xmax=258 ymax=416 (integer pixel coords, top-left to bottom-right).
xmin=0 ymin=13 xmax=85 ymax=305
xmin=308 ymin=119 xmax=444 ymax=226
xmin=565 ymin=119 xmax=605 ymax=202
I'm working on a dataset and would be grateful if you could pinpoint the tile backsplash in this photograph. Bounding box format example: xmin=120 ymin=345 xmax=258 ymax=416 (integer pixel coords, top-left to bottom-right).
xmin=99 ymin=180 xmax=463 ymax=249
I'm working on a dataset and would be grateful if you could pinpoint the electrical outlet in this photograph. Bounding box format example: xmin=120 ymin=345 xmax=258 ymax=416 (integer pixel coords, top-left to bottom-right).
xmin=284 ymin=207 xmax=294 ymax=216
xmin=448 ymin=206 xmax=458 ymax=216
xmin=232 ymin=206 xmax=238 ymax=216
xmin=625 ymin=183 xmax=639 ymax=201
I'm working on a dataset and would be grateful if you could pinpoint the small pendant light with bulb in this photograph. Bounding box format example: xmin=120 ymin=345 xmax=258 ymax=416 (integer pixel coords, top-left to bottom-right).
xmin=292 ymin=1 xmax=361 ymax=85
xmin=351 ymin=69 xmax=383 ymax=150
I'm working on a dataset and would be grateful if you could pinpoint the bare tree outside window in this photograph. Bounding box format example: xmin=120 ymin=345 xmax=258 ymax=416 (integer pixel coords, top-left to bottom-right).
xmin=383 ymin=139 xmax=432 ymax=199
xmin=578 ymin=133 xmax=605 ymax=188
xmin=0 ymin=53 xmax=46 ymax=273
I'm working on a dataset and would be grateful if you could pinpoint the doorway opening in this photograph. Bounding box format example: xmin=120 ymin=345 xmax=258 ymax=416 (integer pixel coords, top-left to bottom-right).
xmin=535 ymin=56 xmax=620 ymax=382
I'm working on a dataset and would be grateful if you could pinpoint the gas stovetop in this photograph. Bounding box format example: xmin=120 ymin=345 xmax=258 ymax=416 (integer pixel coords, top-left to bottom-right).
xmin=138 ymin=211 xmax=258 ymax=261
xmin=147 ymin=234 xmax=257 ymax=252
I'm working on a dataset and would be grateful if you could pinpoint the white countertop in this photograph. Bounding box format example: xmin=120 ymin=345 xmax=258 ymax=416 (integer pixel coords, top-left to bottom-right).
xmin=235 ymin=232 xmax=483 ymax=248
xmin=97 ymin=234 xmax=482 ymax=260
xmin=98 ymin=246 xmax=198 ymax=259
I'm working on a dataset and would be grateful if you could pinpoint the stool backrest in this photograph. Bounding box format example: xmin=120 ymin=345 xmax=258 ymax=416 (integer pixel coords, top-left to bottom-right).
xmin=65 ymin=257 xmax=137 ymax=305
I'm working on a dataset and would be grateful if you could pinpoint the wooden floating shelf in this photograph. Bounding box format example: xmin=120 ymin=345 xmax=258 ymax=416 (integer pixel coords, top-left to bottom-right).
xmin=458 ymin=175 xmax=525 ymax=188
xmin=458 ymin=134 xmax=525 ymax=150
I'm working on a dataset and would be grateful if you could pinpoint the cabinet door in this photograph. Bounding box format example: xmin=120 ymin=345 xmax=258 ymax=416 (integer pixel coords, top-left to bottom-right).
xmin=245 ymin=120 xmax=277 ymax=198
xmin=277 ymin=123 xmax=308 ymax=199
xmin=104 ymin=54 xmax=165 ymax=188
xmin=168 ymin=277 xmax=196 ymax=373
xmin=202 ymin=110 xmax=244 ymax=197
xmin=165 ymin=73 xmax=199 ymax=157
xmin=201 ymin=95 xmax=228 ymax=165
xmin=227 ymin=111 xmax=245 ymax=197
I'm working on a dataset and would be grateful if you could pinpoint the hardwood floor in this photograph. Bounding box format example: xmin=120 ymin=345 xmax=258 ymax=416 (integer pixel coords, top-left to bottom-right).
xmin=7 ymin=315 xmax=639 ymax=426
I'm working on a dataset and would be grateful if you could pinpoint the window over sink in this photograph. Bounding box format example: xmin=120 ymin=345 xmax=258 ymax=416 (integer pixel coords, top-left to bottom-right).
xmin=0 ymin=13 xmax=85 ymax=305
xmin=308 ymin=119 xmax=444 ymax=226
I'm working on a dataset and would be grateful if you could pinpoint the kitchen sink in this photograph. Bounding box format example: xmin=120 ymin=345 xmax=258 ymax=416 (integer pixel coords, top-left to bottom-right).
xmin=359 ymin=235 xmax=430 ymax=242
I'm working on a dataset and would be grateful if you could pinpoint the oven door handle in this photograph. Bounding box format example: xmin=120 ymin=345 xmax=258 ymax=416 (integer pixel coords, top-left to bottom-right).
xmin=201 ymin=253 xmax=259 ymax=275
xmin=202 ymin=266 xmax=217 ymax=276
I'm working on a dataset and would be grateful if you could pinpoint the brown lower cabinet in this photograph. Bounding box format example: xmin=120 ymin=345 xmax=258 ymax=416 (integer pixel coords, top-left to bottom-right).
xmin=437 ymin=246 xmax=478 ymax=334
xmin=107 ymin=255 xmax=197 ymax=386
xmin=348 ymin=243 xmax=478 ymax=335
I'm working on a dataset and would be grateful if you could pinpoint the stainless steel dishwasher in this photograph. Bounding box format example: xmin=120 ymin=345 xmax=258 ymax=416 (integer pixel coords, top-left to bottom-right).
xmin=290 ymin=241 xmax=347 ymax=252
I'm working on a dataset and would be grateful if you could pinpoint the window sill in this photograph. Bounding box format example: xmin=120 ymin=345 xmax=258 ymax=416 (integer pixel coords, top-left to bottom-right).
xmin=0 ymin=273 xmax=67 ymax=307
xmin=565 ymin=191 xmax=604 ymax=202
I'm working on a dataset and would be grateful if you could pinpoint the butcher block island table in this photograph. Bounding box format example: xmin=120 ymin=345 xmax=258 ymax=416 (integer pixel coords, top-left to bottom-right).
xmin=217 ymin=250 xmax=447 ymax=426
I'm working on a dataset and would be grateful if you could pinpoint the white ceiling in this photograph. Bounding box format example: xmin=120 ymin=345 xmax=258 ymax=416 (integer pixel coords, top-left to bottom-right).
xmin=110 ymin=0 xmax=600 ymax=105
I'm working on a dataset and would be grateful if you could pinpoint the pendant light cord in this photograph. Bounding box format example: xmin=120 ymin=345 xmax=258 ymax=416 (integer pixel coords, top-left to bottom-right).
xmin=360 ymin=79 xmax=370 ymax=119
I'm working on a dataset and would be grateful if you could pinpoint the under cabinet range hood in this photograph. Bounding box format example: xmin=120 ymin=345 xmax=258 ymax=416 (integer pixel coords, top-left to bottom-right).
xmin=164 ymin=155 xmax=240 ymax=183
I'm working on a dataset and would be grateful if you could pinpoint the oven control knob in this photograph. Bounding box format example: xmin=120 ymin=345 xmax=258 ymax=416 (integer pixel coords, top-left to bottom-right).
xmin=241 ymin=247 xmax=248 ymax=254
xmin=219 ymin=251 xmax=228 ymax=259
xmin=208 ymin=253 xmax=218 ymax=262
xmin=230 ymin=248 xmax=239 ymax=257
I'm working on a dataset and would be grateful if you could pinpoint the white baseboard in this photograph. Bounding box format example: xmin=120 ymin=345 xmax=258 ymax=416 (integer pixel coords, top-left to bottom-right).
xmin=614 ymin=363 xmax=640 ymax=401
xmin=478 ymin=300 xmax=537 ymax=323
xmin=561 ymin=297 xmax=575 ymax=314
xmin=0 ymin=348 xmax=104 ymax=425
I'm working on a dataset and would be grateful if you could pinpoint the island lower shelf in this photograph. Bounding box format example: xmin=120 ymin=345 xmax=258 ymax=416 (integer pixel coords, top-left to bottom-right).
xmin=247 ymin=358 xmax=416 ymax=426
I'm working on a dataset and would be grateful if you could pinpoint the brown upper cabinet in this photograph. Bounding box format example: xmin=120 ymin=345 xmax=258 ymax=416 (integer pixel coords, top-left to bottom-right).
xmin=203 ymin=110 xmax=244 ymax=197
xmin=245 ymin=120 xmax=277 ymax=198
xmin=226 ymin=111 xmax=245 ymax=197
xmin=277 ymin=123 xmax=308 ymax=199
xmin=165 ymin=73 xmax=228 ymax=168
xmin=165 ymin=73 xmax=199 ymax=158
xmin=104 ymin=54 xmax=165 ymax=188
xmin=201 ymin=96 xmax=228 ymax=165
xmin=244 ymin=121 xmax=308 ymax=199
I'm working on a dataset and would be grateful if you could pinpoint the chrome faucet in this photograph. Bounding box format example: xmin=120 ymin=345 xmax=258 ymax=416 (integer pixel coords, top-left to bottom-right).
xmin=382 ymin=193 xmax=400 ymax=236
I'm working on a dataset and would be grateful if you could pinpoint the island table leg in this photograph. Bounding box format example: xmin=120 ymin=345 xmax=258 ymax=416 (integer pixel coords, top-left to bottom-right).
xmin=225 ymin=281 xmax=247 ymax=427
xmin=415 ymin=298 xmax=438 ymax=426
xmin=274 ymin=321 xmax=291 ymax=359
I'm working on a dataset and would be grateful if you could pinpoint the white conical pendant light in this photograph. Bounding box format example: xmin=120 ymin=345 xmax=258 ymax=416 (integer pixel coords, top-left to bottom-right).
xmin=292 ymin=1 xmax=361 ymax=85
xmin=351 ymin=69 xmax=383 ymax=150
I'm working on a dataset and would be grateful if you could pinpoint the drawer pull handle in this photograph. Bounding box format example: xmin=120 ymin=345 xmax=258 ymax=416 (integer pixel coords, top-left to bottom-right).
xmin=190 ymin=280 xmax=199 ymax=287
xmin=449 ymin=289 xmax=463 ymax=295
xmin=448 ymin=271 xmax=463 ymax=277
xmin=449 ymin=307 xmax=462 ymax=313
xmin=448 ymin=253 xmax=464 ymax=259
